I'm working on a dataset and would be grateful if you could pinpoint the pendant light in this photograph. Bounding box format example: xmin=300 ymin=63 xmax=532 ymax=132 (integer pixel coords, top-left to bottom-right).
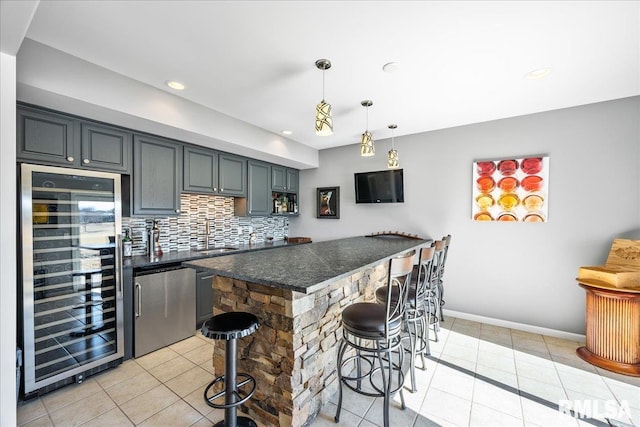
xmin=387 ymin=124 xmax=399 ymax=169
xmin=315 ymin=59 xmax=333 ymax=136
xmin=360 ymin=100 xmax=375 ymax=156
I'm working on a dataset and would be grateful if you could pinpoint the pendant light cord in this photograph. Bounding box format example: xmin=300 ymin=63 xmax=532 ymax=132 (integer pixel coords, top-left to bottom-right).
xmin=365 ymin=106 xmax=369 ymax=131
xmin=322 ymin=69 xmax=326 ymax=102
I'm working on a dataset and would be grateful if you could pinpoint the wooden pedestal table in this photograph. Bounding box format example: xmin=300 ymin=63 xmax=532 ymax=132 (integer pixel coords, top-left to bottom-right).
xmin=576 ymin=279 xmax=640 ymax=376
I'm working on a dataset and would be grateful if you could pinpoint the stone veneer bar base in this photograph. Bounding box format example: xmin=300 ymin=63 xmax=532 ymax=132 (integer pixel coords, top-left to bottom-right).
xmin=208 ymin=262 xmax=388 ymax=427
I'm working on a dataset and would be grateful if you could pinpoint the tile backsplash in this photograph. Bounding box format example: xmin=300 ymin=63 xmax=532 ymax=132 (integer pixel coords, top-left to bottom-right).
xmin=122 ymin=193 xmax=289 ymax=256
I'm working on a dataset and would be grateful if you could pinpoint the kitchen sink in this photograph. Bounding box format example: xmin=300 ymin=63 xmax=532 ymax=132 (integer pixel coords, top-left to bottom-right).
xmin=197 ymin=247 xmax=238 ymax=255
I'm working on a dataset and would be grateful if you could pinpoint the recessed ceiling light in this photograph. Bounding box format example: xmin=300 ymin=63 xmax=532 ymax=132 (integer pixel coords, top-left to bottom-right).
xmin=383 ymin=62 xmax=399 ymax=73
xmin=166 ymin=80 xmax=186 ymax=90
xmin=525 ymin=68 xmax=551 ymax=80
xmin=281 ymin=130 xmax=293 ymax=135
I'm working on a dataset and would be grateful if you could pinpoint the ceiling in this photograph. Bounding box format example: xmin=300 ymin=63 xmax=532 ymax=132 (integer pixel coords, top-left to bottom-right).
xmin=15 ymin=1 xmax=640 ymax=151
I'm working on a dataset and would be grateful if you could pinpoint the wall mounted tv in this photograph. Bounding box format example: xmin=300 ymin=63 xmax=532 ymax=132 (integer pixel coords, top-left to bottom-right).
xmin=354 ymin=169 xmax=404 ymax=204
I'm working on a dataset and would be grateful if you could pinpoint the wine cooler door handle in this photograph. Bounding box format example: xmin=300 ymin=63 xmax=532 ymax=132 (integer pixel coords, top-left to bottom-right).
xmin=135 ymin=282 xmax=142 ymax=318
xmin=115 ymin=234 xmax=123 ymax=294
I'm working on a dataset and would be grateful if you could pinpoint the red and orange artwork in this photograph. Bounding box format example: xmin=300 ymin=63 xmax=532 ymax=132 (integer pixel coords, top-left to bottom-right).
xmin=472 ymin=156 xmax=549 ymax=222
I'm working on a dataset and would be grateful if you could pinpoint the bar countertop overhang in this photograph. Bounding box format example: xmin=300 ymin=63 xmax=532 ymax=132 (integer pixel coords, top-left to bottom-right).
xmin=183 ymin=235 xmax=430 ymax=293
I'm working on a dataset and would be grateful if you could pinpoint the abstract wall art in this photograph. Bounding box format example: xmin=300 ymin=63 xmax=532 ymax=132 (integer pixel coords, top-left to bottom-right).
xmin=472 ymin=156 xmax=549 ymax=222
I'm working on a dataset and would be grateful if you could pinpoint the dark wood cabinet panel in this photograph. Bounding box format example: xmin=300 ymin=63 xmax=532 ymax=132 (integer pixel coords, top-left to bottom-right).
xmin=183 ymin=146 xmax=218 ymax=194
xmin=271 ymin=165 xmax=286 ymax=191
xmin=196 ymin=271 xmax=215 ymax=327
xmin=286 ymin=168 xmax=299 ymax=193
xmin=271 ymin=165 xmax=299 ymax=193
xmin=247 ymin=160 xmax=271 ymax=216
xmin=218 ymin=153 xmax=246 ymax=196
xmin=133 ymin=135 xmax=182 ymax=216
xmin=17 ymin=107 xmax=78 ymax=167
xmin=81 ymin=123 xmax=132 ymax=173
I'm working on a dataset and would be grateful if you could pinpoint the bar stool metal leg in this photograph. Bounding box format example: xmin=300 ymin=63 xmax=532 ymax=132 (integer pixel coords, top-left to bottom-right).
xmin=202 ymin=312 xmax=259 ymax=427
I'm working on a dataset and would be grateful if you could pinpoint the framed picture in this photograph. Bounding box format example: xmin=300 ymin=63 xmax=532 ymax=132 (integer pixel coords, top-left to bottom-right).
xmin=472 ymin=155 xmax=550 ymax=222
xmin=317 ymin=186 xmax=340 ymax=219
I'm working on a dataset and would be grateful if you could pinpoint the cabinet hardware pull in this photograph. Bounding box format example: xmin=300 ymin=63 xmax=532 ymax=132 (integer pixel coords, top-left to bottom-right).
xmin=213 ymin=187 xmax=217 ymax=191
xmin=116 ymin=234 xmax=123 ymax=293
xmin=135 ymin=282 xmax=142 ymax=317
xmin=67 ymin=156 xmax=74 ymax=162
xmin=175 ymin=209 xmax=180 ymax=213
xmin=83 ymin=158 xmax=90 ymax=164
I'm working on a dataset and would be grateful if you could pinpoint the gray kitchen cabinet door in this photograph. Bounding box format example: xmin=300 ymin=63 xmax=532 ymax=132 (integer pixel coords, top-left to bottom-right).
xmin=17 ymin=107 xmax=79 ymax=167
xmin=183 ymin=146 xmax=218 ymax=194
xmin=133 ymin=135 xmax=182 ymax=216
xmin=247 ymin=160 xmax=271 ymax=216
xmin=81 ymin=123 xmax=132 ymax=173
xmin=286 ymin=168 xmax=299 ymax=193
xmin=196 ymin=271 xmax=215 ymax=327
xmin=218 ymin=153 xmax=247 ymax=196
xmin=271 ymin=165 xmax=299 ymax=192
xmin=271 ymin=165 xmax=286 ymax=191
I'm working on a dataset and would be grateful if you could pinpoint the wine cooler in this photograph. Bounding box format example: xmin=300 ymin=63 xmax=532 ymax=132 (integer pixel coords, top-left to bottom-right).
xmin=20 ymin=163 xmax=124 ymax=395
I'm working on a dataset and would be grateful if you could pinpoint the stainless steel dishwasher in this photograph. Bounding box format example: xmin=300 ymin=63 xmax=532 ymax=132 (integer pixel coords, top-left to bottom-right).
xmin=134 ymin=264 xmax=196 ymax=357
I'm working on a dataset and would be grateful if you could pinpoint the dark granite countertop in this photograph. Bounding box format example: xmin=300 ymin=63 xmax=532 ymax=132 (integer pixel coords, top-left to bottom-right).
xmin=123 ymin=240 xmax=297 ymax=269
xmin=183 ymin=236 xmax=430 ymax=293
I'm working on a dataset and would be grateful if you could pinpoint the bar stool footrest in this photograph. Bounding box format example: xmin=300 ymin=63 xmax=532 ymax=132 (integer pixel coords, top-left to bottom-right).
xmin=204 ymin=373 xmax=256 ymax=409
xmin=213 ymin=416 xmax=258 ymax=427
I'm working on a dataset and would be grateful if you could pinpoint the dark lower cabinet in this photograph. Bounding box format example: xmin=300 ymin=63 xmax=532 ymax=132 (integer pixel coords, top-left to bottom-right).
xmin=196 ymin=271 xmax=215 ymax=327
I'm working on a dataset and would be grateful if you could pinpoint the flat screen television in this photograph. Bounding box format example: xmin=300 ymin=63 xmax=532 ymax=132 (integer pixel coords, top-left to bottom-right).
xmin=354 ymin=169 xmax=404 ymax=203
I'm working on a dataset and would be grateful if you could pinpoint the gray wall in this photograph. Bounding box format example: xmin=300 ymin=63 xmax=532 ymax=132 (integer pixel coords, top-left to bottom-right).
xmin=289 ymin=96 xmax=640 ymax=335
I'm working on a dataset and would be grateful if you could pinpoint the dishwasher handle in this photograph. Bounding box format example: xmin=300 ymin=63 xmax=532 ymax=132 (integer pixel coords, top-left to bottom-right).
xmin=135 ymin=282 xmax=142 ymax=318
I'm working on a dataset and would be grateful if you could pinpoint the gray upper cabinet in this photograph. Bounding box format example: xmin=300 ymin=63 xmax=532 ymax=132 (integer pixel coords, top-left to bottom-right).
xmin=183 ymin=148 xmax=246 ymax=197
xmin=271 ymin=165 xmax=286 ymax=191
xmin=183 ymin=146 xmax=218 ymax=194
xmin=218 ymin=153 xmax=247 ymax=197
xmin=133 ymin=135 xmax=182 ymax=216
xmin=17 ymin=106 xmax=132 ymax=174
xmin=286 ymin=168 xmax=299 ymax=193
xmin=81 ymin=123 xmax=132 ymax=174
xmin=17 ymin=107 xmax=78 ymax=167
xmin=271 ymin=165 xmax=299 ymax=192
xmin=246 ymin=160 xmax=271 ymax=216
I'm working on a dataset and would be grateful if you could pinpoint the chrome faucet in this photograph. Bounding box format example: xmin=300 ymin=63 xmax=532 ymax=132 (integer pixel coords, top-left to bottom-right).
xmin=205 ymin=219 xmax=211 ymax=249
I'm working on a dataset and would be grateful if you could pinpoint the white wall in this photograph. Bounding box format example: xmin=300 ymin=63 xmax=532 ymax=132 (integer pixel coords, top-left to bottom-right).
xmin=290 ymin=96 xmax=640 ymax=335
xmin=0 ymin=52 xmax=18 ymax=427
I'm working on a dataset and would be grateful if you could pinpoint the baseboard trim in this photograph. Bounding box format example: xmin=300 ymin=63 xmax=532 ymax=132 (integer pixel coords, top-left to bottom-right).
xmin=443 ymin=309 xmax=586 ymax=342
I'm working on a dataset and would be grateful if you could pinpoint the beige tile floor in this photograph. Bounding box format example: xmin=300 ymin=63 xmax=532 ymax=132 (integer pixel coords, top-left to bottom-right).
xmin=17 ymin=317 xmax=640 ymax=427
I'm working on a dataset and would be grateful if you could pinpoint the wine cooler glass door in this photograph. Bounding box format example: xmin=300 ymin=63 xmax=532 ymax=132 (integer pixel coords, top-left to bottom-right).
xmin=21 ymin=164 xmax=124 ymax=393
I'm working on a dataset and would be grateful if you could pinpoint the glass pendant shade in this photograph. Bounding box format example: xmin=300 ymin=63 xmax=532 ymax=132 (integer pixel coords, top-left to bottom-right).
xmin=387 ymin=124 xmax=399 ymax=169
xmin=387 ymin=148 xmax=399 ymax=168
xmin=315 ymin=59 xmax=333 ymax=136
xmin=359 ymin=99 xmax=374 ymax=156
xmin=360 ymin=131 xmax=375 ymax=156
xmin=315 ymin=100 xmax=333 ymax=136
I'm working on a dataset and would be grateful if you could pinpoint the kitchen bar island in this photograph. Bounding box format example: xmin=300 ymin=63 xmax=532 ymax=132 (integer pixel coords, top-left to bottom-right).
xmin=184 ymin=235 xmax=428 ymax=427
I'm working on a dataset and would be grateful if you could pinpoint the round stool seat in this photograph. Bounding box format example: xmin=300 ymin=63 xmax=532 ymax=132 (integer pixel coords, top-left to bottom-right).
xmin=201 ymin=312 xmax=259 ymax=340
xmin=342 ymin=303 xmax=403 ymax=338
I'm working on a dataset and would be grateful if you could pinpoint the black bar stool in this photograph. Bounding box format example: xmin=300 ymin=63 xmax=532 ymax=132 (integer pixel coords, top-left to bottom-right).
xmin=376 ymin=243 xmax=436 ymax=392
xmin=201 ymin=312 xmax=260 ymax=427
xmin=335 ymin=250 xmax=415 ymax=427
